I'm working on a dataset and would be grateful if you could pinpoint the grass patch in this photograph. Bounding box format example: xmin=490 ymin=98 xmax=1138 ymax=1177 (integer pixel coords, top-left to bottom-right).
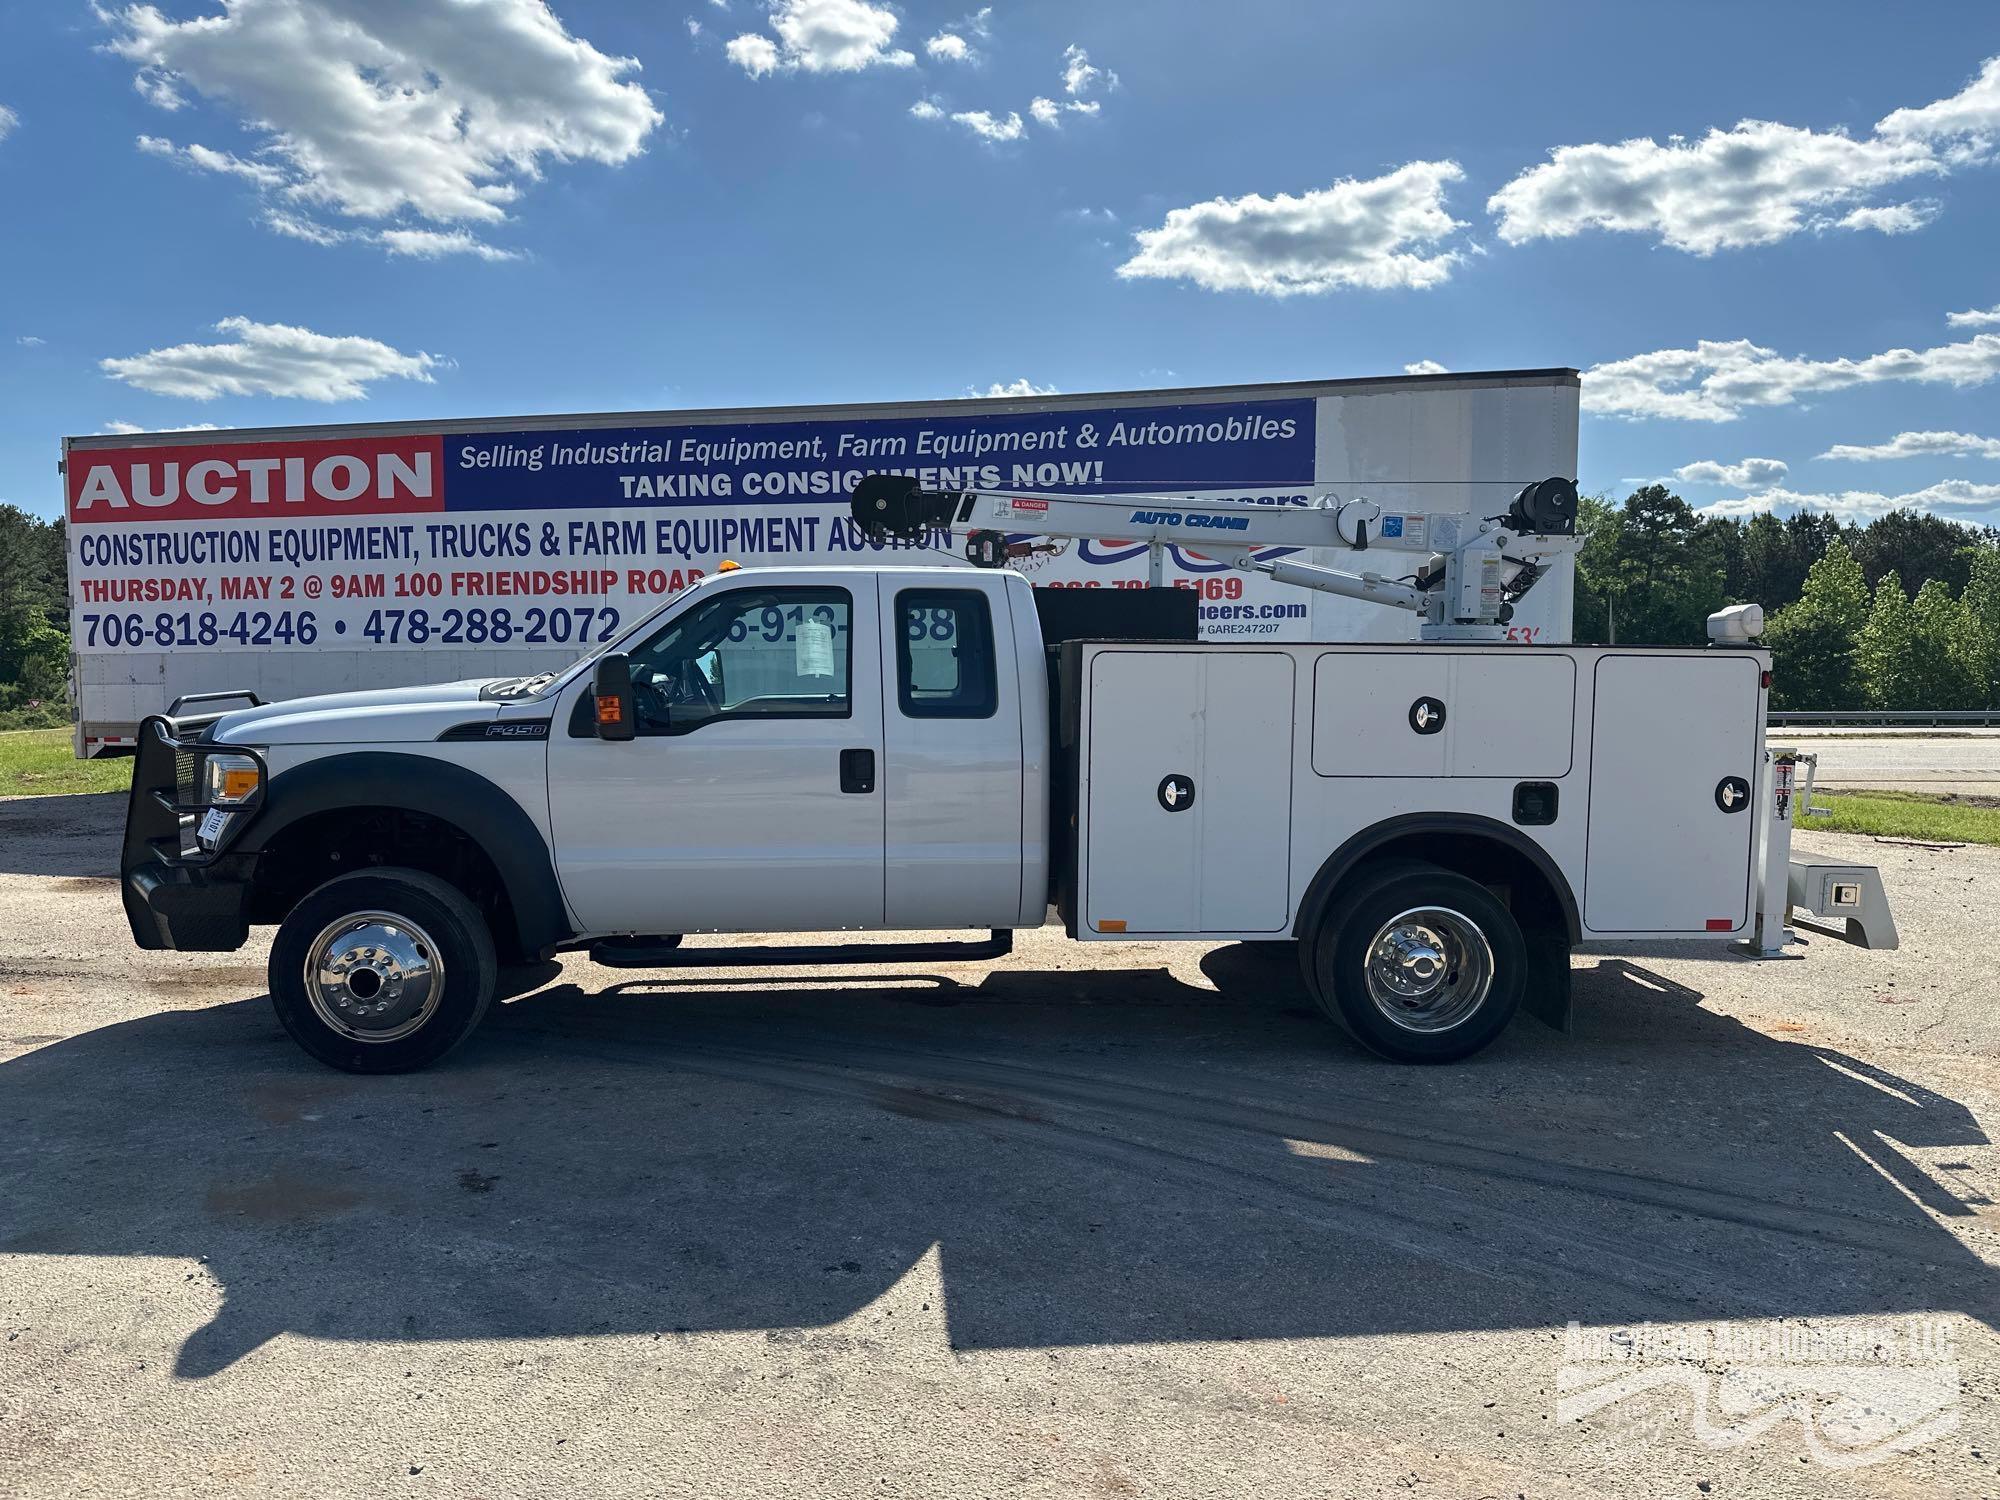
xmin=1800 ymin=789 xmax=2000 ymax=846
xmin=0 ymin=728 xmax=132 ymax=797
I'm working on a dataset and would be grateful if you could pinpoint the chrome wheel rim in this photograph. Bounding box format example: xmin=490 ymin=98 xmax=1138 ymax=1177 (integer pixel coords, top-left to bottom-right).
xmin=304 ymin=911 xmax=444 ymax=1044
xmin=1362 ymin=906 xmax=1493 ymax=1034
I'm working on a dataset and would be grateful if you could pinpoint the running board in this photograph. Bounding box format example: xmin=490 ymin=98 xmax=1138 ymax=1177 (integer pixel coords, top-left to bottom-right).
xmin=588 ymin=930 xmax=1014 ymax=969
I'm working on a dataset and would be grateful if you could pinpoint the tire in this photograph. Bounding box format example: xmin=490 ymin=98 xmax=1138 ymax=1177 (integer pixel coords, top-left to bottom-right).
xmin=268 ymin=867 xmax=497 ymax=1074
xmin=1308 ymin=860 xmax=1525 ymax=1063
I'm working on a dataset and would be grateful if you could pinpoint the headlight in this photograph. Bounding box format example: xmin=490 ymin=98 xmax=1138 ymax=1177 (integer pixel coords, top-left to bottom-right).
xmin=203 ymin=753 xmax=262 ymax=805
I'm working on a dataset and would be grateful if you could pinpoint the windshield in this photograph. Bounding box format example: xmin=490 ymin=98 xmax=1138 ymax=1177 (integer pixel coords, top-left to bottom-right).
xmin=476 ymin=582 xmax=703 ymax=701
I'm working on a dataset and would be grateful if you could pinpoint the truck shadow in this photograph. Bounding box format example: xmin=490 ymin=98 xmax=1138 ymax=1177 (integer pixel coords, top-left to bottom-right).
xmin=2 ymin=948 xmax=1992 ymax=1378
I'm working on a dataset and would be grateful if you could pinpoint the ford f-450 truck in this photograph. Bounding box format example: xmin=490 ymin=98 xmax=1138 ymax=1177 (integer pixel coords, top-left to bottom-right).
xmin=120 ymin=477 xmax=1896 ymax=1072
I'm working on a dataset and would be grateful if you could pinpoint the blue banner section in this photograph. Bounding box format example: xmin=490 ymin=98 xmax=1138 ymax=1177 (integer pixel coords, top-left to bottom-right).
xmin=444 ymin=398 xmax=1314 ymax=511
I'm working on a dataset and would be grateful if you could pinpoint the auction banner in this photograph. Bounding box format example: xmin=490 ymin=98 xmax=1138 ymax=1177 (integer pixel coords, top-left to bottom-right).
xmin=66 ymin=398 xmax=1321 ymax=653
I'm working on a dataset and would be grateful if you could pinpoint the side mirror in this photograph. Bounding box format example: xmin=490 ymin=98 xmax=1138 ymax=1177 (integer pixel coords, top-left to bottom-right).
xmin=592 ymin=653 xmax=636 ymax=741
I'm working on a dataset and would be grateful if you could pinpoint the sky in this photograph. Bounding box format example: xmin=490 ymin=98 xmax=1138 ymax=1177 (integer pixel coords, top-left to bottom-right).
xmin=1 ymin=0 xmax=1998 ymax=526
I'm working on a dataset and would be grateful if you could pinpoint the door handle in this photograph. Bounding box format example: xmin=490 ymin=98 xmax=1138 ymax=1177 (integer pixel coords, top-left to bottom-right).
xmin=840 ymin=748 xmax=876 ymax=794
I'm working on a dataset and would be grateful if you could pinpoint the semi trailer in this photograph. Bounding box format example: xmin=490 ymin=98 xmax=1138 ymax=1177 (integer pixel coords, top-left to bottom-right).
xmin=119 ymin=467 xmax=1897 ymax=1073
xmin=63 ymin=371 xmax=1579 ymax=753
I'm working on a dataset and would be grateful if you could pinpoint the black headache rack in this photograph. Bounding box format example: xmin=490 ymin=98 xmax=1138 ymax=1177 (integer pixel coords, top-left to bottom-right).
xmin=120 ymin=705 xmax=268 ymax=952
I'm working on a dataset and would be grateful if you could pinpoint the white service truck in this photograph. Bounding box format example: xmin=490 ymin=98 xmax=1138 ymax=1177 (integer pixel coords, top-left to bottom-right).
xmin=120 ymin=472 xmax=1896 ymax=1073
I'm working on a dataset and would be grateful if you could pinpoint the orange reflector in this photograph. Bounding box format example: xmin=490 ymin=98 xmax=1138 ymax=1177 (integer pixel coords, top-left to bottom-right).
xmin=1706 ymin=918 xmax=1733 ymax=931
xmin=595 ymin=696 xmax=624 ymax=725
xmin=219 ymin=767 xmax=259 ymax=800
xmin=1097 ymin=919 xmax=1127 ymax=933
xmin=718 ymin=559 xmax=741 ymax=572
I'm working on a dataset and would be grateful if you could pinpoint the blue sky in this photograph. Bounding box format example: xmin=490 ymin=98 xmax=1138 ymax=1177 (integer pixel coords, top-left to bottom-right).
xmin=2 ymin=0 xmax=1998 ymax=524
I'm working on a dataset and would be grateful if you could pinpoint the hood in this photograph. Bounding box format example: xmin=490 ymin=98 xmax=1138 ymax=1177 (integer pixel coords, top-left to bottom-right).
xmin=208 ymin=678 xmax=509 ymax=746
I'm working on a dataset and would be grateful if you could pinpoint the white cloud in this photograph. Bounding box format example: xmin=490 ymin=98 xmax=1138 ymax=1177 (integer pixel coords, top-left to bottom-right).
xmin=260 ymin=209 xmax=517 ymax=259
xmin=1700 ymin=480 xmax=2000 ymax=522
xmin=101 ymin=317 xmax=439 ymax=401
xmin=952 ymin=109 xmax=1024 ymax=143
xmin=1488 ymin=121 xmax=1943 ymax=254
xmin=103 ymin=0 xmax=662 ymax=225
xmin=1118 ymin=161 xmax=1467 ymax=297
xmin=1489 ymin=55 xmax=2000 ymax=255
xmin=926 ymin=33 xmax=970 ymax=63
xmin=1582 ymin=331 xmax=2000 ymax=421
xmin=731 ymin=0 xmax=914 ymax=77
xmin=377 ymin=227 xmax=523 ymax=262
xmin=137 ymin=133 xmax=286 ymax=188
xmin=1403 ymin=359 xmax=1449 ymax=375
xmin=1820 ymin=430 xmax=2000 ymax=461
xmin=686 ymin=17 xmax=702 ymax=38
xmin=1876 ymin=55 xmax=2000 ymax=150
xmin=16 ymin=335 xmax=45 ymax=347
xmin=1028 ymin=97 xmax=1060 ymax=127
xmin=1834 ymin=201 xmax=1939 ymax=235
xmin=972 ymin=379 xmax=1059 ymax=398
xmin=100 ymin=421 xmax=224 ymax=434
xmin=1061 ymin=44 xmax=1114 ymax=99
xmin=263 ymin=209 xmax=349 ymax=246
xmin=1948 ymin=303 xmax=2000 ymax=328
xmin=1673 ymin=457 xmax=1790 ymax=488
xmin=908 ymin=96 xmax=944 ymax=121
xmin=725 ymin=33 xmax=781 ymax=77
xmin=0 ymin=105 xmax=16 ymax=142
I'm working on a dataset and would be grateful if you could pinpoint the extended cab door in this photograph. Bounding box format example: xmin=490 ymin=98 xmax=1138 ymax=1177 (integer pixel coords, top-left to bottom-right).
xmin=878 ymin=577 xmax=1024 ymax=928
xmin=547 ymin=576 xmax=885 ymax=934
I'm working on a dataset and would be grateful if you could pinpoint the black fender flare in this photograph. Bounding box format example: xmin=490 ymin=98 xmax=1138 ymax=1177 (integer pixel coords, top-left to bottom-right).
xmin=235 ymin=752 xmax=573 ymax=957
xmin=1291 ymin=812 xmax=1580 ymax=946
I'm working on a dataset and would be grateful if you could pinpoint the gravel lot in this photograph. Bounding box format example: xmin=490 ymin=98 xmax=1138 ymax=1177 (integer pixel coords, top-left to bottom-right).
xmin=1 ymin=792 xmax=1995 ymax=1498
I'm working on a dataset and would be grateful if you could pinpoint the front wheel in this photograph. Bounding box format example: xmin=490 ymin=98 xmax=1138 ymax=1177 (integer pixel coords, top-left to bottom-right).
xmin=1309 ymin=862 xmax=1525 ymax=1063
xmin=269 ymin=867 xmax=497 ymax=1073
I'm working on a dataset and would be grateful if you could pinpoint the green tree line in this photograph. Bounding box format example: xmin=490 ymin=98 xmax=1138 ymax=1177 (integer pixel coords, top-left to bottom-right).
xmin=1573 ymin=485 xmax=2000 ymax=710
xmin=4 ymin=489 xmax=1998 ymax=719
xmin=0 ymin=504 xmax=69 ymax=729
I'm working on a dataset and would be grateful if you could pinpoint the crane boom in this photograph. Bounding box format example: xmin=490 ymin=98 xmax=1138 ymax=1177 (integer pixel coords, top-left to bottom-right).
xmin=849 ymin=473 xmax=1581 ymax=642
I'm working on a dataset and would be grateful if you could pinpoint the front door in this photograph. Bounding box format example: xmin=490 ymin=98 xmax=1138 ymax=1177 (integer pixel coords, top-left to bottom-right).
xmin=548 ymin=576 xmax=885 ymax=934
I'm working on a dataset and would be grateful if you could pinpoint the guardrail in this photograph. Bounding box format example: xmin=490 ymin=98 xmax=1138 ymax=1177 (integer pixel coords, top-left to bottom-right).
xmin=1770 ymin=710 xmax=2000 ymax=727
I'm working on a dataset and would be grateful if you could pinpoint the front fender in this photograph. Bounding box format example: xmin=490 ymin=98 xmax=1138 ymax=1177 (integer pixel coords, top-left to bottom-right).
xmin=236 ymin=752 xmax=573 ymax=958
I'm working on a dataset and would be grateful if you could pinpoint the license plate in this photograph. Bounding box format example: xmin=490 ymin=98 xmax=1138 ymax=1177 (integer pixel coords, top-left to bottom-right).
xmin=197 ymin=808 xmax=229 ymax=844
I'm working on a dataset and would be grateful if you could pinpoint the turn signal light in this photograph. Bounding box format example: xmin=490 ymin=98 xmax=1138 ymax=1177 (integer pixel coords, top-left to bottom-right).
xmin=595 ymin=696 xmax=625 ymax=725
xmin=219 ymin=767 xmax=260 ymax=800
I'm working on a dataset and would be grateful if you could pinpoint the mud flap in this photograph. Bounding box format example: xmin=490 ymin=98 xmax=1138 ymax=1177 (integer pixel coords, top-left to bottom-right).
xmin=1521 ymin=931 xmax=1574 ymax=1032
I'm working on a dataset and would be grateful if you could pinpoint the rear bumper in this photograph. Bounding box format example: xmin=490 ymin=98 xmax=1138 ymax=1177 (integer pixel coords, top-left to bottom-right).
xmin=120 ymin=714 xmax=264 ymax=952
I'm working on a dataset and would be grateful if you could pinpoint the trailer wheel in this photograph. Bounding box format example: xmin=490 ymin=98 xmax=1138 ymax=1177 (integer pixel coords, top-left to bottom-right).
xmin=1309 ymin=861 xmax=1524 ymax=1063
xmin=268 ymin=867 xmax=497 ymax=1074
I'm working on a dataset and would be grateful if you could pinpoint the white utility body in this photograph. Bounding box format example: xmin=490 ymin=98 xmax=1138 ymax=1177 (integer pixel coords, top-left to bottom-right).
xmin=120 ymin=475 xmax=1897 ymax=1073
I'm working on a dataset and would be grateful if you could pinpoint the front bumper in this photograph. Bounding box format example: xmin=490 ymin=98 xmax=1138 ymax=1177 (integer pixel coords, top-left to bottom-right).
xmin=120 ymin=715 xmax=265 ymax=952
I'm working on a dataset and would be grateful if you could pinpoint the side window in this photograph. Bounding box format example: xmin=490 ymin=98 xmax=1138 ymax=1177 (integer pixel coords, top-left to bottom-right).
xmin=896 ymin=589 xmax=997 ymax=719
xmin=627 ymin=586 xmax=851 ymax=735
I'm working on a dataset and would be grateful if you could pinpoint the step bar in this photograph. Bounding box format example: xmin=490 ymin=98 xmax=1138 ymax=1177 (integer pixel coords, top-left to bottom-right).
xmin=588 ymin=929 xmax=1014 ymax=970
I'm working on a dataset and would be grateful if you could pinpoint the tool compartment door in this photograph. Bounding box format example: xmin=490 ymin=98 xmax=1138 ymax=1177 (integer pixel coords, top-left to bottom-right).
xmin=1083 ymin=650 xmax=1294 ymax=935
xmin=1584 ymin=653 xmax=1761 ymax=934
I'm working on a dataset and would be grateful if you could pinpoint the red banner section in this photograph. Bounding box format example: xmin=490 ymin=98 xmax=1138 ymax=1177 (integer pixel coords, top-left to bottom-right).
xmin=68 ymin=434 xmax=446 ymax=523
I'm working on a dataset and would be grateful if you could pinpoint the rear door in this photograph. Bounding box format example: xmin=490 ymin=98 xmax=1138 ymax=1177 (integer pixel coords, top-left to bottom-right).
xmin=878 ymin=577 xmax=1024 ymax=928
xmin=1583 ymin=653 xmax=1761 ymax=934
